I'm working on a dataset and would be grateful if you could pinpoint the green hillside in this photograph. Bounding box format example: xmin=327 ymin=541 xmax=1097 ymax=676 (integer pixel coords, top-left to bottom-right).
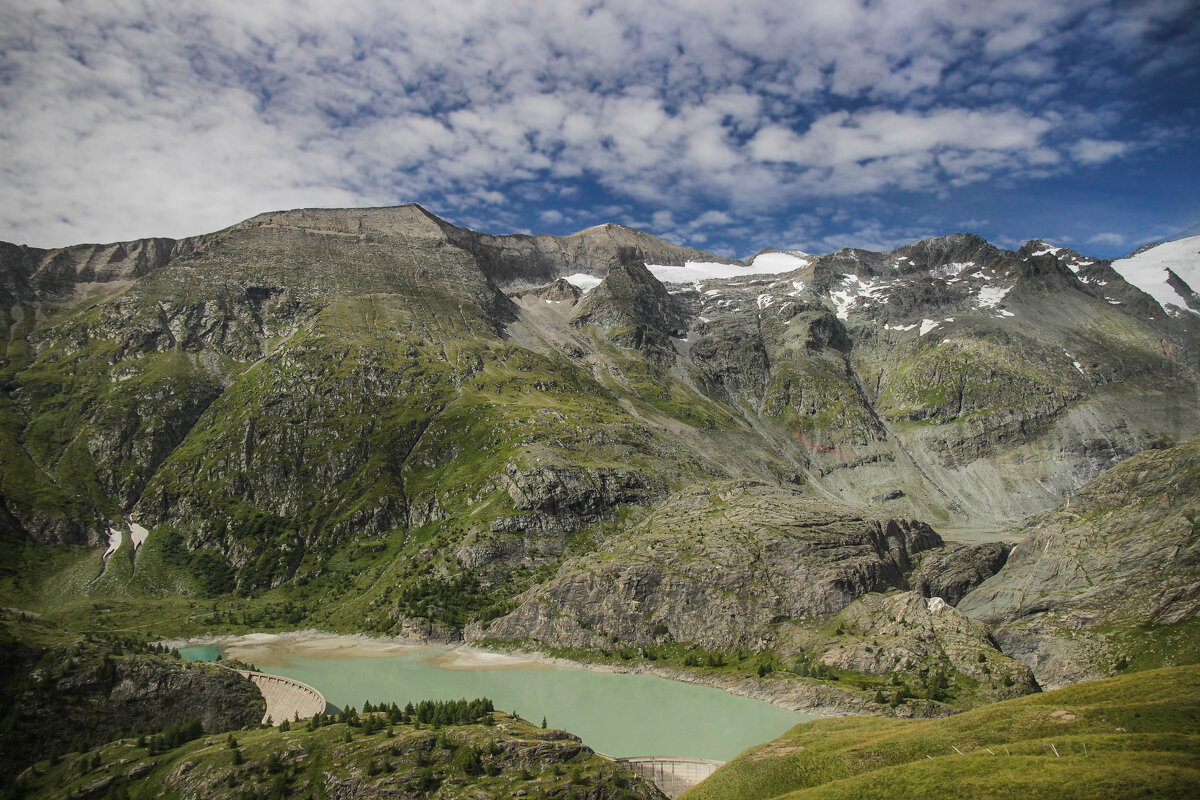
xmin=11 ymin=703 xmax=664 ymax=800
xmin=682 ymin=664 xmax=1200 ymax=800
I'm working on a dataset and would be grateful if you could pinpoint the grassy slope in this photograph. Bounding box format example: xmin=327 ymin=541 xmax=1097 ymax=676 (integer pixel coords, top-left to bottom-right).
xmin=682 ymin=664 xmax=1200 ymax=800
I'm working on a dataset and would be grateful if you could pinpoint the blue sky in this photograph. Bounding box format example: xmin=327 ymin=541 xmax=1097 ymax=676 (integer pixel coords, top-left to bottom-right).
xmin=2 ymin=0 xmax=1197 ymax=259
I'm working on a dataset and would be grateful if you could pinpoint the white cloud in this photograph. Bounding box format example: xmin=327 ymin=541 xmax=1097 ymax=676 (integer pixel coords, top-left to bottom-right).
xmin=1070 ymin=139 xmax=1130 ymax=164
xmin=750 ymin=108 xmax=1054 ymax=170
xmin=0 ymin=0 xmax=1192 ymax=246
xmin=1088 ymin=232 xmax=1127 ymax=247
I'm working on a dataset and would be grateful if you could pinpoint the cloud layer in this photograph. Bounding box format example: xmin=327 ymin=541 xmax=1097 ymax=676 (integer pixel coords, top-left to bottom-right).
xmin=2 ymin=0 xmax=1197 ymax=254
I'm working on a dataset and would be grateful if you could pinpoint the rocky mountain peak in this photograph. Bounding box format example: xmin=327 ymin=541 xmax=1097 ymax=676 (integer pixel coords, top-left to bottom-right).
xmin=890 ymin=232 xmax=1007 ymax=274
xmin=570 ymin=248 xmax=689 ymax=349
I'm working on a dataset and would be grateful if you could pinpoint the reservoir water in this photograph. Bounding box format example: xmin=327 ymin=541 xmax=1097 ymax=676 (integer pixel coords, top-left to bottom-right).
xmin=179 ymin=635 xmax=811 ymax=761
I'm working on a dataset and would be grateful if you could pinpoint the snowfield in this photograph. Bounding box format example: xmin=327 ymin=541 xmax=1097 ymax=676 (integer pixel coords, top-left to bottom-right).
xmin=1109 ymin=235 xmax=1200 ymax=316
xmin=563 ymin=252 xmax=810 ymax=292
xmin=647 ymin=251 xmax=809 ymax=284
xmin=563 ymin=273 xmax=603 ymax=291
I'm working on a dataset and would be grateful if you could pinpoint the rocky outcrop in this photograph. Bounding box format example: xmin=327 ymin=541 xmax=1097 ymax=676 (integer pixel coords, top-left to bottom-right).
xmin=571 ymin=249 xmax=691 ymax=352
xmin=958 ymin=436 xmax=1200 ymax=688
xmin=816 ymin=591 xmax=1036 ymax=700
xmin=910 ymin=542 xmax=1013 ymax=605
xmin=0 ymin=614 xmax=263 ymax=776
xmin=503 ymin=463 xmax=664 ymax=519
xmin=476 ymin=481 xmax=942 ymax=650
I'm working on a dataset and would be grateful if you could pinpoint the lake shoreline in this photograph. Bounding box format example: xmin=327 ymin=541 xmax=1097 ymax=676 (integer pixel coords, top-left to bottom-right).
xmin=161 ymin=629 xmax=938 ymax=719
xmin=167 ymin=630 xmax=814 ymax=761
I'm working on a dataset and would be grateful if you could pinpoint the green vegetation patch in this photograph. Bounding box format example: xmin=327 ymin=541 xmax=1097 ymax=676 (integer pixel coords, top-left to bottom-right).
xmin=682 ymin=664 xmax=1200 ymax=800
xmin=13 ymin=703 xmax=662 ymax=800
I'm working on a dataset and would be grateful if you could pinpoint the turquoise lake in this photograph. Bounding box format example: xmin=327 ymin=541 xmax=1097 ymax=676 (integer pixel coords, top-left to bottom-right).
xmin=181 ymin=639 xmax=811 ymax=760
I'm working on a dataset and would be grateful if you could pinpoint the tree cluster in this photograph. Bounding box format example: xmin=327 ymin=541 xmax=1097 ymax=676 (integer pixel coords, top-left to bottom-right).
xmin=142 ymin=717 xmax=204 ymax=754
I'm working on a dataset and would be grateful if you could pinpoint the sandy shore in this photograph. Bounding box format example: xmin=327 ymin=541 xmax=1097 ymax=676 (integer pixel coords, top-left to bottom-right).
xmin=160 ymin=630 xmax=555 ymax=671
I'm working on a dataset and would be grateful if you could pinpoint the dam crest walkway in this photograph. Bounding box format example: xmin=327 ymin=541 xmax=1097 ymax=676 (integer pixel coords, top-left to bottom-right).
xmin=238 ymin=670 xmax=327 ymax=726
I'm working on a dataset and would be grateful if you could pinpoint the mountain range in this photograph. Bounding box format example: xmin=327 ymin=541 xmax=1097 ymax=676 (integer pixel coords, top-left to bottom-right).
xmin=2 ymin=204 xmax=1198 ymax=721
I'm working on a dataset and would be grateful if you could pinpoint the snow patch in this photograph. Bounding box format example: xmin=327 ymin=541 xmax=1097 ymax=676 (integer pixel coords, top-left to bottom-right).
xmin=1031 ymin=245 xmax=1062 ymax=257
xmin=996 ymin=309 xmax=1015 ymax=317
xmin=930 ymin=261 xmax=975 ymax=279
xmin=976 ymin=286 xmax=1011 ymax=309
xmin=829 ymin=275 xmax=889 ymax=320
xmin=647 ymin=253 xmax=807 ymax=284
xmin=756 ymin=293 xmax=776 ymax=309
xmin=1064 ymin=351 xmax=1086 ymax=376
xmin=129 ymin=523 xmax=149 ymax=550
xmin=564 ymin=273 xmax=602 ymax=291
xmin=919 ymin=319 xmax=940 ymax=336
xmin=104 ymin=528 xmax=122 ymax=558
xmin=885 ymin=322 xmax=918 ymax=331
xmin=749 ymin=251 xmax=810 ymax=272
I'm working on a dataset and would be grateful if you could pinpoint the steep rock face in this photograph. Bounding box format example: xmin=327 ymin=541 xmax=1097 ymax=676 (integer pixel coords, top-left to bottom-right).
xmin=653 ymin=232 xmax=1197 ymax=526
xmin=476 ymin=481 xmax=942 ymax=650
xmin=1020 ymin=238 xmax=1200 ymax=370
xmin=910 ymin=542 xmax=1013 ymax=605
xmin=681 ymin=282 xmax=893 ymax=485
xmin=830 ymin=240 xmax=1195 ymax=521
xmin=0 ymin=234 xmax=210 ymax=308
xmin=958 ymin=436 xmax=1200 ymax=688
xmin=2 ymin=209 xmax=716 ymax=571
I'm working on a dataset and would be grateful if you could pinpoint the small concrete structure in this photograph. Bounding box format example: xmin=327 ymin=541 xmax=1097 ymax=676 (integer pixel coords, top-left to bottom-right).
xmin=615 ymin=756 xmax=724 ymax=798
xmin=238 ymin=670 xmax=326 ymax=726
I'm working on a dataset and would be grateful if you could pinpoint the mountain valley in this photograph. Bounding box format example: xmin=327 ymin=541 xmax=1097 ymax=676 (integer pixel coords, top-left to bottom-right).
xmin=1 ymin=205 xmax=1198 ymax=797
